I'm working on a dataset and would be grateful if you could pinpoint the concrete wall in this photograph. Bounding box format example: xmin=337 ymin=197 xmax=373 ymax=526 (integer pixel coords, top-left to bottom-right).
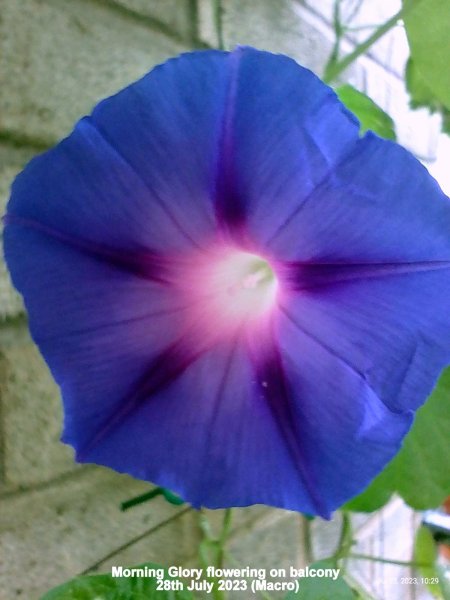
xmin=0 ymin=1 xmax=440 ymax=598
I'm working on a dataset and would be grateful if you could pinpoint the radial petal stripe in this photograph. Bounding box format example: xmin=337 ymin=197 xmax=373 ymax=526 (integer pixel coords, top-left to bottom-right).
xmin=3 ymin=214 xmax=172 ymax=283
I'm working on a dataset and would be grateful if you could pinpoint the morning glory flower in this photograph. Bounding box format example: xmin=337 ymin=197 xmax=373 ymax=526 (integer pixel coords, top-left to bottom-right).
xmin=3 ymin=48 xmax=450 ymax=518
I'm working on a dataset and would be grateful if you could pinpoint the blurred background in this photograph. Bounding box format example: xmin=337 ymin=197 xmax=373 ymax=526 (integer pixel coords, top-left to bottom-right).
xmin=0 ymin=1 xmax=449 ymax=599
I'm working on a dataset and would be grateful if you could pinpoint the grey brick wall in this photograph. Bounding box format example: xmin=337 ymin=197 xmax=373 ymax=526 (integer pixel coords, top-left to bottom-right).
xmin=0 ymin=1 xmax=441 ymax=598
xmin=0 ymin=0 xmax=189 ymax=145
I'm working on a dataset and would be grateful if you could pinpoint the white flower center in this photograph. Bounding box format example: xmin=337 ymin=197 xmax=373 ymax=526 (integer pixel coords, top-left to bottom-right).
xmin=209 ymin=251 xmax=278 ymax=326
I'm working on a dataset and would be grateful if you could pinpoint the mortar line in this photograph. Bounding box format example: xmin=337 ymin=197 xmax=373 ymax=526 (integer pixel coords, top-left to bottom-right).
xmin=0 ymin=130 xmax=53 ymax=153
xmin=0 ymin=465 xmax=96 ymax=500
xmin=80 ymin=506 xmax=193 ymax=574
xmin=0 ymin=357 xmax=6 ymax=486
xmin=73 ymin=0 xmax=196 ymax=46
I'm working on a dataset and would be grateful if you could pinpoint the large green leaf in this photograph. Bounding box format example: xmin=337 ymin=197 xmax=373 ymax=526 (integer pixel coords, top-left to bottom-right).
xmin=40 ymin=563 xmax=193 ymax=600
xmin=336 ymin=85 xmax=396 ymax=140
xmin=345 ymin=368 xmax=450 ymax=512
xmin=403 ymin=0 xmax=450 ymax=124
xmin=285 ymin=561 xmax=355 ymax=599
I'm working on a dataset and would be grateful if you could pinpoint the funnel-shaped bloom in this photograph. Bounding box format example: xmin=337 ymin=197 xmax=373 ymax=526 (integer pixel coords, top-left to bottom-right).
xmin=3 ymin=48 xmax=450 ymax=517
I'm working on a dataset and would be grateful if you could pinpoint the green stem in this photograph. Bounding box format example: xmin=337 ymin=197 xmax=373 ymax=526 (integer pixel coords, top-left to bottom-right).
xmin=197 ymin=509 xmax=234 ymax=600
xmin=120 ymin=488 xmax=163 ymax=511
xmin=333 ymin=511 xmax=354 ymax=563
xmin=324 ymin=4 xmax=412 ymax=83
xmin=220 ymin=508 xmax=233 ymax=542
xmin=348 ymin=553 xmax=432 ymax=569
xmin=213 ymin=0 xmax=225 ymax=50
xmin=217 ymin=508 xmax=233 ymax=568
xmin=346 ymin=23 xmax=389 ymax=32
xmin=324 ymin=0 xmax=345 ymax=85
xmin=299 ymin=514 xmax=314 ymax=565
xmin=198 ymin=511 xmax=223 ymax=600
xmin=345 ymin=0 xmax=365 ymax=25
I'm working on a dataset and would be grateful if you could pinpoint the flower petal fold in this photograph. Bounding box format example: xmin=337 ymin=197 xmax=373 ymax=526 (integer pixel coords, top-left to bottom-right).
xmin=268 ymin=133 xmax=450 ymax=262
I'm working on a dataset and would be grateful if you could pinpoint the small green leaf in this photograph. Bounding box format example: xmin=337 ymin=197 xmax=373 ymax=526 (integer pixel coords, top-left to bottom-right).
xmin=344 ymin=368 xmax=450 ymax=512
xmin=40 ymin=563 xmax=193 ymax=600
xmin=414 ymin=525 xmax=443 ymax=598
xmin=161 ymin=488 xmax=185 ymax=505
xmin=285 ymin=560 xmax=355 ymax=599
xmin=121 ymin=487 xmax=184 ymax=511
xmin=336 ymin=85 xmax=396 ymax=140
xmin=403 ymin=0 xmax=450 ymax=120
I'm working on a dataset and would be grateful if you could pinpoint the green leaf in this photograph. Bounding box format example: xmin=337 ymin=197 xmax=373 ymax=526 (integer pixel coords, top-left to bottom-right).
xmin=344 ymin=368 xmax=450 ymax=512
xmin=406 ymin=58 xmax=450 ymax=130
xmin=414 ymin=525 xmax=443 ymax=598
xmin=336 ymin=85 xmax=396 ymax=140
xmin=285 ymin=560 xmax=355 ymax=599
xmin=161 ymin=488 xmax=185 ymax=505
xmin=403 ymin=0 xmax=450 ymax=123
xmin=343 ymin=469 xmax=393 ymax=512
xmin=406 ymin=59 xmax=441 ymax=112
xmin=40 ymin=563 xmax=193 ymax=600
xmin=121 ymin=487 xmax=184 ymax=511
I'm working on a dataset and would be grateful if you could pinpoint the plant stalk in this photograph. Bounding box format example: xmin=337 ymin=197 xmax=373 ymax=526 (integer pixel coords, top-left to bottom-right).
xmin=324 ymin=4 xmax=416 ymax=83
xmin=348 ymin=552 xmax=432 ymax=568
xmin=214 ymin=0 xmax=225 ymax=50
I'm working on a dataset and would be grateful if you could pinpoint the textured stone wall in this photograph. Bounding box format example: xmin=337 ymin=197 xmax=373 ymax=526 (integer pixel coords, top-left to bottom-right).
xmin=0 ymin=1 xmax=440 ymax=598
